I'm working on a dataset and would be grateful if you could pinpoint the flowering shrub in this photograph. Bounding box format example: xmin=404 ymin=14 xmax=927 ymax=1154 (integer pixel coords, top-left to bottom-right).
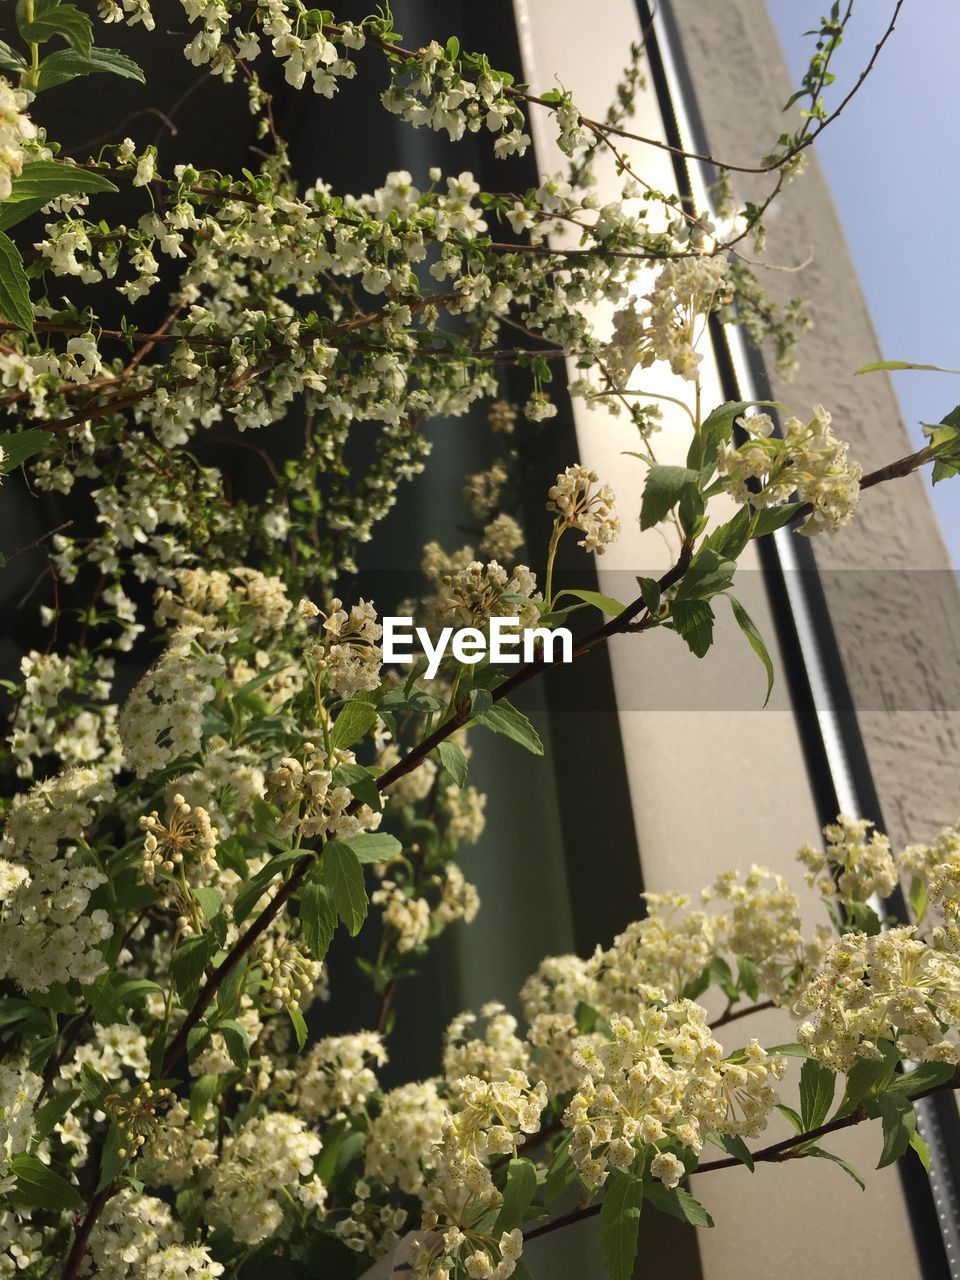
xmin=0 ymin=4 xmax=959 ymax=1280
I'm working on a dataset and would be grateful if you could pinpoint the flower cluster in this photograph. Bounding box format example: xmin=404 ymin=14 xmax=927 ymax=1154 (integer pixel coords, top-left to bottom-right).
xmin=564 ymin=1005 xmax=783 ymax=1186
xmin=546 ymin=465 xmax=621 ymax=554
xmin=607 ymin=257 xmax=730 ymax=384
xmin=207 ymin=1112 xmax=326 ymax=1245
xmin=0 ymin=76 xmax=35 ymax=201
xmin=797 ymin=815 xmax=897 ymax=906
xmin=795 ymin=927 xmax=960 ymax=1068
xmin=718 ymin=405 xmax=862 ymax=534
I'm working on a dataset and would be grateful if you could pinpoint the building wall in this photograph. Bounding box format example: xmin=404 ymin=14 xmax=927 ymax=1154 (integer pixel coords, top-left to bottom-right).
xmin=510 ymin=0 xmax=959 ymax=1275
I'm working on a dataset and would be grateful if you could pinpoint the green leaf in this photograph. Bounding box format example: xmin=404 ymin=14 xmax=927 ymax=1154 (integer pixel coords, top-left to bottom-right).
xmin=217 ymin=1019 xmax=250 ymax=1071
xmin=835 ymin=1040 xmax=899 ymax=1117
xmin=673 ymin=547 xmax=736 ymax=601
xmin=170 ymin=933 xmax=216 ymax=1001
xmin=636 ymin=576 xmax=661 ymax=616
xmin=300 ymin=876 xmax=338 ymax=962
xmin=331 ymin=761 xmax=382 ymax=811
xmin=19 ymin=3 xmax=93 ymax=56
xmin=9 ymin=1154 xmax=83 ymax=1212
xmin=288 ymin=1003 xmax=308 ymax=1050
xmin=691 ymin=399 xmax=780 ymax=474
xmin=888 ymin=1062 xmax=956 ymax=1097
xmin=600 ymin=1171 xmax=644 ymax=1280
xmin=330 ymin=699 xmax=378 ymax=749
xmin=751 ymin=502 xmax=805 ymax=537
xmin=706 ymin=1132 xmax=754 ymax=1171
xmin=232 ymin=848 xmax=303 ymax=925
xmin=33 ymin=1089 xmax=80 ymax=1146
xmin=321 ymin=841 xmax=368 ymax=936
xmin=189 ymin=1074 xmax=219 ymax=1126
xmin=640 ymin=464 xmax=699 ymax=530
xmin=876 ymin=1091 xmax=917 ymax=1169
xmin=0 ymin=428 xmax=53 ymax=472
xmin=670 ymin=598 xmax=714 ymax=658
xmin=0 ymin=40 xmax=26 ymax=73
xmin=856 ymin=359 xmax=960 ymax=376
xmin=776 ymin=1103 xmax=803 ymax=1132
xmin=552 ymin=587 xmax=628 ymax=617
xmin=342 ymin=832 xmax=402 ymax=864
xmin=737 ymin=957 xmax=759 ymax=1003
xmin=702 ymin=506 xmax=753 ymax=560
xmin=768 ymin=1039 xmax=814 ymax=1059
xmin=806 ymin=1146 xmax=865 ymax=1189
xmin=476 ymin=697 xmax=544 ymax=755
xmin=494 ymin=1158 xmax=538 ymax=1233
xmin=541 ymin=1135 xmax=579 ymax=1203
xmin=800 ymin=1058 xmax=836 ymax=1131
xmin=36 ymin=46 xmax=145 ymax=91
xmin=0 ymin=231 xmax=33 ymax=332
xmin=77 ymin=1063 xmax=110 ymax=1107
xmin=644 ymin=1182 xmax=714 ymax=1228
xmin=436 ymin=739 xmax=468 ymax=787
xmin=96 ymin=1122 xmax=129 ymax=1192
xmin=726 ymin=594 xmax=775 ymax=706
xmin=909 ymin=1128 xmax=931 ymax=1171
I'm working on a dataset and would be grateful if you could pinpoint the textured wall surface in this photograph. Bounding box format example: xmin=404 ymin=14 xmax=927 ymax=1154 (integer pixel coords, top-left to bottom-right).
xmin=668 ymin=0 xmax=960 ymax=847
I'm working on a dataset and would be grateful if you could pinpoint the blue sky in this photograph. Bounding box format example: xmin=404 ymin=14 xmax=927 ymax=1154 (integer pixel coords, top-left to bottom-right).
xmin=768 ymin=0 xmax=960 ymax=564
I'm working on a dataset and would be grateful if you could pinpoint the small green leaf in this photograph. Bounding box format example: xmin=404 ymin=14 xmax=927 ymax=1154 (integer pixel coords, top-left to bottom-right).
xmin=640 ymin=464 xmax=699 ymax=530
xmin=322 ymin=841 xmax=368 ymax=936
xmin=493 ymin=1158 xmax=538 ymax=1233
xmin=807 ymin=1146 xmax=865 ymax=1189
xmin=705 ymin=1131 xmax=754 ymax=1170
xmin=726 ymin=594 xmax=775 ymax=706
xmin=600 ymin=1171 xmax=644 ymax=1280
xmin=189 ymin=1074 xmax=220 ymax=1126
xmin=217 ymin=1019 xmax=250 ymax=1071
xmin=436 ymin=739 xmax=468 ymax=787
xmin=300 ymin=876 xmax=338 ymax=962
xmin=855 ymin=359 xmax=960 ymax=376
xmin=476 ymin=697 xmax=544 ymax=755
xmin=800 ymin=1058 xmax=836 ymax=1131
xmin=232 ymin=848 xmax=303 ymax=925
xmin=644 ymin=1182 xmax=713 ymax=1228
xmin=909 ymin=1128 xmax=931 ymax=1171
xmin=835 ymin=1040 xmax=899 ymax=1117
xmin=33 ymin=1089 xmax=80 ymax=1146
xmin=9 ymin=1154 xmax=83 ymax=1212
xmin=888 ymin=1062 xmax=956 ymax=1097
xmin=0 ymin=428 xmax=54 ymax=472
xmin=331 ymin=761 xmax=382 ymax=811
xmin=552 ymin=587 xmax=628 ymax=617
xmin=670 ymin=599 xmax=714 ymax=658
xmin=77 ymin=1063 xmax=110 ymax=1107
xmin=751 ymin=502 xmax=805 ymax=537
xmin=0 ymin=40 xmax=26 ymax=73
xmin=0 ymin=231 xmax=33 ymax=332
xmin=673 ymin=548 xmax=736 ymax=601
xmin=342 ymin=832 xmax=402 ymax=864
xmin=170 ymin=933 xmax=216 ymax=1001
xmin=876 ymin=1091 xmax=917 ymax=1169
xmin=330 ymin=699 xmax=378 ymax=749
xmin=288 ymin=1003 xmax=308 ymax=1050
xmin=19 ymin=3 xmax=93 ymax=56
xmin=636 ymin=576 xmax=661 ymax=616
xmin=96 ymin=1122 xmax=128 ymax=1192
xmin=36 ymin=46 xmax=145 ymax=91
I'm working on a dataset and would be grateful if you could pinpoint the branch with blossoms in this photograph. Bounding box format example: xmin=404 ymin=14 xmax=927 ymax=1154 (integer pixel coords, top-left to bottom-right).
xmin=0 ymin=5 xmax=958 ymax=1280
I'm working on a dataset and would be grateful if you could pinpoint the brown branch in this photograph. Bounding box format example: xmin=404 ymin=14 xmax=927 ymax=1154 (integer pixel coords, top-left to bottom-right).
xmin=709 ymin=998 xmax=776 ymax=1031
xmin=525 ymin=1070 xmax=960 ymax=1242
